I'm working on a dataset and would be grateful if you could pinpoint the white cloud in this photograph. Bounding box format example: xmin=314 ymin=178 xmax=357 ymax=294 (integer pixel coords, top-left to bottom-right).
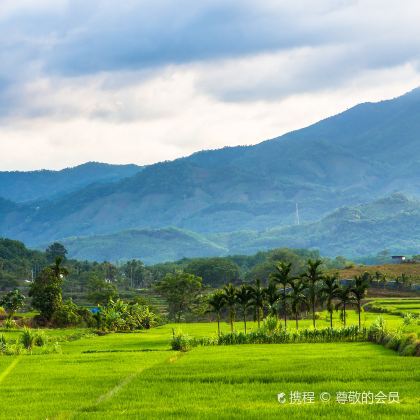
xmin=0 ymin=0 xmax=420 ymax=170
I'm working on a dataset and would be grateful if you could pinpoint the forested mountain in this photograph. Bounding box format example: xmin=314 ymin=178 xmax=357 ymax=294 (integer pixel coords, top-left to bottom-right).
xmin=60 ymin=228 xmax=226 ymax=264
xmin=0 ymin=162 xmax=141 ymax=203
xmin=1 ymin=88 xmax=420 ymax=259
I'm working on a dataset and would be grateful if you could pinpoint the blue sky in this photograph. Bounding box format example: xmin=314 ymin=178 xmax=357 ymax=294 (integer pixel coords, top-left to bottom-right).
xmin=1 ymin=0 xmax=420 ymax=170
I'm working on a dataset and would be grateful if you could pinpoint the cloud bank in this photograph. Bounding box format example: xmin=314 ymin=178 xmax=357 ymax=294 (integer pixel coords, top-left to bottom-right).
xmin=1 ymin=0 xmax=420 ymax=169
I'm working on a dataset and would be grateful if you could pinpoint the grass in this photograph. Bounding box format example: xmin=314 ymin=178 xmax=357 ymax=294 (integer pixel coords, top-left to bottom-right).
xmin=366 ymin=297 xmax=420 ymax=317
xmin=0 ymin=316 xmax=418 ymax=419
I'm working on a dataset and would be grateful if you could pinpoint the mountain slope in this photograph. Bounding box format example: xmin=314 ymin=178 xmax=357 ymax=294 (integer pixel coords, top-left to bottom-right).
xmin=59 ymin=227 xmax=227 ymax=264
xmin=0 ymin=162 xmax=142 ymax=203
xmin=215 ymin=193 xmax=420 ymax=258
xmin=1 ymin=88 xmax=420 ymax=245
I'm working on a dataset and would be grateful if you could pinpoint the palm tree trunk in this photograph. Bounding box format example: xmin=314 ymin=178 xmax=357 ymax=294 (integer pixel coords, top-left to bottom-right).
xmin=230 ymin=310 xmax=233 ymax=333
xmin=257 ymin=308 xmax=260 ymax=328
xmin=296 ymin=313 xmax=298 ymax=329
xmin=283 ymin=286 xmax=287 ymax=329
xmin=312 ymin=291 xmax=316 ymax=329
xmin=330 ymin=310 xmax=333 ymax=328
xmin=343 ymin=303 xmax=346 ymax=327
xmin=217 ymin=313 xmax=220 ymax=336
xmin=358 ymin=302 xmax=361 ymax=328
xmin=243 ymin=310 xmax=247 ymax=334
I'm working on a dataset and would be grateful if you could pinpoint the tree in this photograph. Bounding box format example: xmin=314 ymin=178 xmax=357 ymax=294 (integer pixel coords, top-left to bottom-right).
xmin=87 ymin=275 xmax=118 ymax=305
xmin=155 ymin=272 xmax=202 ymax=322
xmin=29 ymin=257 xmax=67 ymax=320
xmin=46 ymin=243 xmax=67 ymax=263
xmin=207 ymin=291 xmax=226 ymax=336
xmin=235 ymin=284 xmax=252 ymax=333
xmin=263 ymin=280 xmax=281 ymax=318
xmin=185 ymin=258 xmax=240 ymax=287
xmin=287 ymin=279 xmax=308 ymax=329
xmin=320 ymin=274 xmax=340 ymax=328
xmin=351 ymin=273 xmax=370 ymax=328
xmin=223 ymin=283 xmax=237 ymax=332
xmin=270 ymin=262 xmax=293 ymax=328
xmin=249 ymin=279 xmax=265 ymax=328
xmin=301 ymin=259 xmax=324 ymax=328
xmin=0 ymin=289 xmax=25 ymax=319
xmin=335 ymin=285 xmax=355 ymax=327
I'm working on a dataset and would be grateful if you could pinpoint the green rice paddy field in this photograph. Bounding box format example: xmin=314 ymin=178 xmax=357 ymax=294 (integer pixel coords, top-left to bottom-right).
xmin=0 ymin=310 xmax=419 ymax=419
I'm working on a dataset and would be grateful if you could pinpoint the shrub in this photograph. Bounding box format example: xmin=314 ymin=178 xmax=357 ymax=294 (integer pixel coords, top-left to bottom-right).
xmin=2 ymin=318 xmax=17 ymax=329
xmin=34 ymin=331 xmax=47 ymax=347
xmin=262 ymin=315 xmax=280 ymax=334
xmin=51 ymin=299 xmax=82 ymax=327
xmin=403 ymin=313 xmax=416 ymax=326
xmin=20 ymin=327 xmax=36 ymax=350
xmin=171 ymin=330 xmax=193 ymax=352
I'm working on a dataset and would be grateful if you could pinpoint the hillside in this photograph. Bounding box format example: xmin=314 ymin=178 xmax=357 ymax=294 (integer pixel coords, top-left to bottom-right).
xmin=59 ymin=228 xmax=227 ymax=264
xmin=0 ymin=162 xmax=141 ymax=203
xmin=213 ymin=193 xmax=420 ymax=258
xmin=1 ymin=88 xmax=420 ymax=251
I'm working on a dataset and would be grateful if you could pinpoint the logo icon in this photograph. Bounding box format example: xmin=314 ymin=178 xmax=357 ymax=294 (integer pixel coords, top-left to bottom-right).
xmin=277 ymin=393 xmax=286 ymax=404
xmin=320 ymin=392 xmax=331 ymax=402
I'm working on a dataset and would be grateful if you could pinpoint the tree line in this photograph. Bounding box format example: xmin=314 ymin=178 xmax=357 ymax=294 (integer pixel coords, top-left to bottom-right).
xmin=205 ymin=259 xmax=370 ymax=335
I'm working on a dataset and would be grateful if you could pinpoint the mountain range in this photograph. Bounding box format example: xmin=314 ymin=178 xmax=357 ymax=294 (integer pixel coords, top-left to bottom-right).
xmin=1 ymin=88 xmax=420 ymax=262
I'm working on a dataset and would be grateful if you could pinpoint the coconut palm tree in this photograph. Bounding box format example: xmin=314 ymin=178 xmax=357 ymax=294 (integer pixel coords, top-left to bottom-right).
xmin=249 ymin=279 xmax=265 ymax=328
xmin=223 ymin=283 xmax=237 ymax=332
xmin=351 ymin=273 xmax=370 ymax=328
xmin=263 ymin=280 xmax=281 ymax=318
xmin=207 ymin=291 xmax=226 ymax=336
xmin=235 ymin=284 xmax=252 ymax=333
xmin=270 ymin=262 xmax=293 ymax=329
xmin=301 ymin=259 xmax=324 ymax=328
xmin=320 ymin=274 xmax=340 ymax=328
xmin=287 ymin=279 xmax=308 ymax=329
xmin=335 ymin=285 xmax=355 ymax=327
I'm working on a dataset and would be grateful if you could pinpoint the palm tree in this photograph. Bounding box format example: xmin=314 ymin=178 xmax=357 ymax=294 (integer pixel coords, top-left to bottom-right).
xmin=235 ymin=285 xmax=252 ymax=333
xmin=207 ymin=291 xmax=226 ymax=336
xmin=320 ymin=274 xmax=340 ymax=328
xmin=351 ymin=273 xmax=370 ymax=328
xmin=263 ymin=280 xmax=281 ymax=318
xmin=287 ymin=279 xmax=308 ymax=329
xmin=301 ymin=259 xmax=324 ymax=328
xmin=270 ymin=262 xmax=293 ymax=329
xmin=335 ymin=285 xmax=355 ymax=327
xmin=249 ymin=279 xmax=265 ymax=328
xmin=223 ymin=283 xmax=237 ymax=332
xmin=51 ymin=256 xmax=69 ymax=279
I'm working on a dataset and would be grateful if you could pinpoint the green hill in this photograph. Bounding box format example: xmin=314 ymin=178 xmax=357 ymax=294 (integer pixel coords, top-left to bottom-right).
xmin=59 ymin=227 xmax=227 ymax=264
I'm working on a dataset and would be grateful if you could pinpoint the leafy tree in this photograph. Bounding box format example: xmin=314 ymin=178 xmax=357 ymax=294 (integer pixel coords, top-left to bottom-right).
xmin=249 ymin=278 xmax=265 ymax=328
xmin=0 ymin=289 xmax=25 ymax=319
xmin=87 ymin=275 xmax=118 ymax=305
xmin=320 ymin=274 xmax=340 ymax=328
xmin=46 ymin=242 xmax=68 ymax=263
xmin=155 ymin=272 xmax=203 ymax=322
xmin=223 ymin=283 xmax=237 ymax=332
xmin=185 ymin=258 xmax=240 ymax=287
xmin=270 ymin=262 xmax=294 ymax=328
xmin=235 ymin=285 xmax=252 ymax=333
xmin=207 ymin=291 xmax=226 ymax=336
xmin=351 ymin=273 xmax=370 ymax=328
xmin=287 ymin=279 xmax=308 ymax=329
xmin=301 ymin=259 xmax=325 ymax=328
xmin=29 ymin=257 xmax=67 ymax=320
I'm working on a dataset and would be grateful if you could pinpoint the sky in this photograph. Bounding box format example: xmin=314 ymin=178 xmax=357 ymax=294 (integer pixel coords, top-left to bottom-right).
xmin=1 ymin=0 xmax=420 ymax=170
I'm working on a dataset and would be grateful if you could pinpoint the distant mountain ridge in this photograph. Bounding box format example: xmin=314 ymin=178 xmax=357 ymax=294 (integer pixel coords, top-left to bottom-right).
xmin=1 ymin=88 xmax=420 ymax=260
xmin=0 ymin=162 xmax=142 ymax=203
